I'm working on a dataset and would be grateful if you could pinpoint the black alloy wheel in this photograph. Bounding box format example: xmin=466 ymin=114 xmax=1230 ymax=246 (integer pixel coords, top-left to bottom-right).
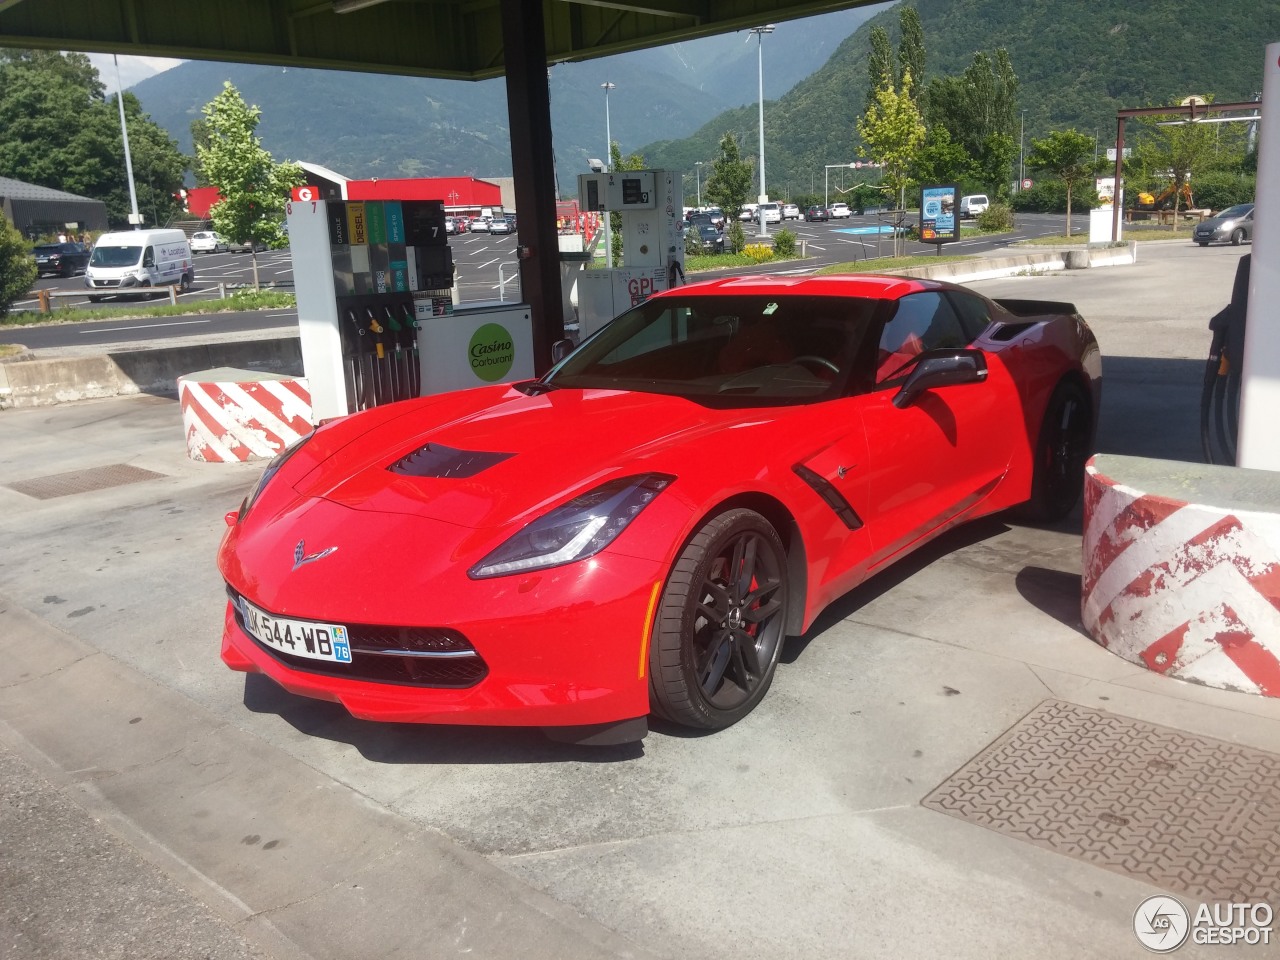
xmin=1017 ymin=379 xmax=1092 ymax=522
xmin=649 ymin=509 xmax=789 ymax=729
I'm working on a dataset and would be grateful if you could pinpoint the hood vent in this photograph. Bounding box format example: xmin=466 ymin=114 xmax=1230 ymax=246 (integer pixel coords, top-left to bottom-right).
xmin=387 ymin=443 xmax=514 ymax=479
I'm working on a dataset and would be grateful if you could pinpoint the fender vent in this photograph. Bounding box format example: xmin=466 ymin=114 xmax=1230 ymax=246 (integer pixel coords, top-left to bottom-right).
xmin=387 ymin=443 xmax=513 ymax=479
xmin=792 ymin=464 xmax=863 ymax=530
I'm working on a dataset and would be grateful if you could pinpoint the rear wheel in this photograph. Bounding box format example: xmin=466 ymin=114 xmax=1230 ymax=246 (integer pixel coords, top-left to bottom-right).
xmin=179 ymin=273 xmax=192 ymax=293
xmin=649 ymin=510 xmax=789 ymax=730
xmin=1016 ymin=379 xmax=1092 ymax=522
xmin=1231 ymin=228 xmax=1245 ymax=246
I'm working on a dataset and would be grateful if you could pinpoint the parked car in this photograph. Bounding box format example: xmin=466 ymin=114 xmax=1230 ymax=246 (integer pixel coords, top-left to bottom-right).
xmin=217 ymin=274 xmax=1099 ymax=741
xmin=757 ymin=202 xmax=782 ymax=224
xmin=739 ymin=204 xmax=758 ymax=222
xmin=960 ymin=195 xmax=989 ymax=219
xmin=805 ymin=206 xmax=830 ymax=222
xmin=688 ymin=213 xmax=720 ymax=233
xmin=706 ymin=207 xmax=726 ymax=229
xmin=1193 ymin=203 xmax=1254 ymax=246
xmin=829 ymin=203 xmax=852 ymax=219
xmin=685 ymin=223 xmax=724 ymax=253
xmin=782 ymin=204 xmax=801 ymax=221
xmin=190 ymin=231 xmax=228 ymax=254
xmin=489 ymin=217 xmax=513 ymax=235
xmin=453 ymin=216 xmax=470 ymax=233
xmin=32 ymin=241 xmax=90 ymax=277
xmin=471 ymin=217 xmax=492 ymax=233
xmin=228 ymin=238 xmax=269 ymax=253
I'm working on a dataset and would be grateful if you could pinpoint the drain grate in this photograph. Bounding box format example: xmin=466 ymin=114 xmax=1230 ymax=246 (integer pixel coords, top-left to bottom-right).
xmin=923 ymin=700 xmax=1280 ymax=902
xmin=7 ymin=464 xmax=167 ymax=500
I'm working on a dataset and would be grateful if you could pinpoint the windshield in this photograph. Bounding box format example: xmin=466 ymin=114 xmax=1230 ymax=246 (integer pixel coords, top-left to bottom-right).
xmin=546 ymin=293 xmax=876 ymax=406
xmin=1218 ymin=205 xmax=1252 ymax=219
xmin=90 ymin=245 xmax=143 ymax=268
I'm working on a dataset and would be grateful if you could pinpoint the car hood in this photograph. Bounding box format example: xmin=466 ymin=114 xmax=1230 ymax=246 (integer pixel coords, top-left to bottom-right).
xmin=293 ymin=385 xmax=795 ymax=530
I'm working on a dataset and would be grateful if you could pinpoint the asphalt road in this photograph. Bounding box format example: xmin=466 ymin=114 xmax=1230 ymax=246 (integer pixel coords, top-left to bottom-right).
xmin=4 ymin=212 xmax=1071 ymax=351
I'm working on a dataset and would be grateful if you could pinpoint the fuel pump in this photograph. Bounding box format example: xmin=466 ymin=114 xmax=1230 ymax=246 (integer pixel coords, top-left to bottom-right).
xmin=576 ymin=169 xmax=685 ymax=338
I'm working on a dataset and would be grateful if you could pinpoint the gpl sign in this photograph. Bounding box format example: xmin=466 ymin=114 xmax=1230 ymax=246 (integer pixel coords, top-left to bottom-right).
xmin=627 ymin=274 xmax=659 ymax=306
xmin=291 ymin=185 xmax=320 ymax=202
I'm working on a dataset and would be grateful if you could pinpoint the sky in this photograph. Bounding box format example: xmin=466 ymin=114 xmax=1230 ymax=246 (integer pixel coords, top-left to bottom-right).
xmin=86 ymin=54 xmax=183 ymax=94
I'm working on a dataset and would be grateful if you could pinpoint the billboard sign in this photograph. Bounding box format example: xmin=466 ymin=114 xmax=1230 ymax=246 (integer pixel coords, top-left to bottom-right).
xmin=919 ymin=184 xmax=959 ymax=244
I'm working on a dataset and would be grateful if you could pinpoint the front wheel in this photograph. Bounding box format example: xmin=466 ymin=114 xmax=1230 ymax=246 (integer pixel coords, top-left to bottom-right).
xmin=1231 ymin=228 xmax=1244 ymax=246
xmin=1197 ymin=241 xmax=1210 ymax=247
xmin=649 ymin=509 xmax=789 ymax=730
xmin=1015 ymin=379 xmax=1092 ymax=523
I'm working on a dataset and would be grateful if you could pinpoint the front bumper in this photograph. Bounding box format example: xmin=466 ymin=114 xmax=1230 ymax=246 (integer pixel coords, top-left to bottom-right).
xmin=220 ymin=531 xmax=665 ymax=726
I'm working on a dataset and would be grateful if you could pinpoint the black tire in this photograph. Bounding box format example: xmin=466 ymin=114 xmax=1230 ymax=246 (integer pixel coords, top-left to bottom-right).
xmin=649 ymin=509 xmax=789 ymax=730
xmin=1016 ymin=379 xmax=1092 ymax=523
xmin=1197 ymin=241 xmax=1209 ymax=247
xmin=179 ymin=273 xmax=192 ymax=293
xmin=87 ymin=295 xmax=103 ymax=303
xmin=1231 ymin=228 xmax=1244 ymax=246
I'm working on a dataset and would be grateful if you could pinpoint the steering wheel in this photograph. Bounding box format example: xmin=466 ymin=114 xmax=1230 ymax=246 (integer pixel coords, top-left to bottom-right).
xmin=792 ymin=355 xmax=841 ymax=376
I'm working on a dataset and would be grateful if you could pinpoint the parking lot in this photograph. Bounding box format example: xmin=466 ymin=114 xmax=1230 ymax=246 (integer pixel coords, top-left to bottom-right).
xmin=3 ymin=241 xmax=1277 ymax=960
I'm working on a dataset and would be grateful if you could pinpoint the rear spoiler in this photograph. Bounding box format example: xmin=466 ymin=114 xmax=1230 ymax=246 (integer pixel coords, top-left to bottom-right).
xmin=995 ymin=298 xmax=1079 ymax=318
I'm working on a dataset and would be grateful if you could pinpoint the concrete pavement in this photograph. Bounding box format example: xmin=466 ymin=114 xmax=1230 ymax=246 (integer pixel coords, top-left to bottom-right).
xmin=2 ymin=240 xmax=1278 ymax=959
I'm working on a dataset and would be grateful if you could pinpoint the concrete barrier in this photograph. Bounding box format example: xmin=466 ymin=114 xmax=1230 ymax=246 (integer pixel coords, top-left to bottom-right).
xmin=1081 ymin=453 xmax=1280 ymax=697
xmin=0 ymin=337 xmax=303 ymax=409
xmin=179 ymin=367 xmax=313 ymax=462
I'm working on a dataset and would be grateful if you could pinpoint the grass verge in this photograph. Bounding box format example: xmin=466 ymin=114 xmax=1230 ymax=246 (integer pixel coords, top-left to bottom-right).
xmin=816 ymin=254 xmax=974 ymax=274
xmin=1 ymin=289 xmax=297 ymax=327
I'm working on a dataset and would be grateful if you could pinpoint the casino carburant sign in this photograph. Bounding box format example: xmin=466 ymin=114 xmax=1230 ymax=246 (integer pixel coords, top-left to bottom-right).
xmin=919 ymin=184 xmax=960 ymax=244
xmin=468 ymin=323 xmax=515 ymax=382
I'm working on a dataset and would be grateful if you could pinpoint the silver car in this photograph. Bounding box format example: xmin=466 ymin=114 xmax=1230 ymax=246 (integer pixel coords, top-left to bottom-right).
xmin=1193 ymin=203 xmax=1254 ymax=246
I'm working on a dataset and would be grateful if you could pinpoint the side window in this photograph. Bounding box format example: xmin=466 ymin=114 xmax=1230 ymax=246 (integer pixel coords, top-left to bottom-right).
xmin=142 ymin=246 xmax=155 ymax=268
xmin=875 ymin=292 xmax=967 ymax=383
xmin=949 ymin=291 xmax=995 ymax=342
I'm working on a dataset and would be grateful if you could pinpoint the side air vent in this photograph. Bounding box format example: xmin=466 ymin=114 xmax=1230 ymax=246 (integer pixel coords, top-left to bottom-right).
xmin=792 ymin=464 xmax=863 ymax=530
xmin=986 ymin=321 xmax=1040 ymax=342
xmin=388 ymin=443 xmax=514 ymax=478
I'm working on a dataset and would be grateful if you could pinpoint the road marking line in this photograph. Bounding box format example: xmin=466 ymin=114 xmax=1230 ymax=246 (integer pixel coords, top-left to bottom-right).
xmin=80 ymin=319 xmax=212 ymax=334
xmin=476 ymin=258 xmax=498 ymax=269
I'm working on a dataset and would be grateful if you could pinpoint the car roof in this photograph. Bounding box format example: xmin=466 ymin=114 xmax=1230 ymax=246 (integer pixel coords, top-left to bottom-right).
xmin=659 ymin=273 xmax=940 ymax=300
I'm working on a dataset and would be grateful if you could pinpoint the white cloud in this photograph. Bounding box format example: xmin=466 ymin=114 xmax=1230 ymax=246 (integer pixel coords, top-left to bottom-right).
xmin=85 ymin=54 xmax=185 ymax=94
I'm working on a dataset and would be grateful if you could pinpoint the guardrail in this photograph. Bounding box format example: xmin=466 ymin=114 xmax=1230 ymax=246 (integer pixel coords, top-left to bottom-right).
xmin=33 ymin=283 xmax=232 ymax=313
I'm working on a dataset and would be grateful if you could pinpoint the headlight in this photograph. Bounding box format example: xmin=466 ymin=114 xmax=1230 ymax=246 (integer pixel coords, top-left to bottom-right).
xmin=468 ymin=473 xmax=674 ymax=579
xmin=238 ymin=432 xmax=314 ymax=520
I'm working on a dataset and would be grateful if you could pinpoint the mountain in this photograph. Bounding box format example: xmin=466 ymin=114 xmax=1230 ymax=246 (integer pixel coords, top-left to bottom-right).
xmin=125 ymin=5 xmax=883 ymax=183
xmin=637 ymin=0 xmax=1279 ymax=198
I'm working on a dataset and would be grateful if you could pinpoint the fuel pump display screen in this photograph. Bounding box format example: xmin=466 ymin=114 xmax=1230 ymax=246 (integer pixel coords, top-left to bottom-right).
xmin=402 ymin=200 xmax=447 ymax=247
xmin=621 ymin=178 xmax=650 ymax=206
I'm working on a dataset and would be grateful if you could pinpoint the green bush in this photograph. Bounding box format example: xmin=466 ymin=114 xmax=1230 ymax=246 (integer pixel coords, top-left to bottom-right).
xmin=1010 ymin=180 xmax=1098 ymax=214
xmin=772 ymin=228 xmax=797 ymax=257
xmin=726 ymin=221 xmax=747 ymax=255
xmin=1188 ymin=172 xmax=1256 ymax=213
xmin=0 ymin=213 xmax=37 ymax=319
xmin=977 ymin=202 xmax=1015 ymax=232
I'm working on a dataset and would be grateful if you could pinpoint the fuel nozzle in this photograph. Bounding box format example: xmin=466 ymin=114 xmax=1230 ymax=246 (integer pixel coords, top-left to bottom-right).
xmin=365 ymin=307 xmax=385 ymax=359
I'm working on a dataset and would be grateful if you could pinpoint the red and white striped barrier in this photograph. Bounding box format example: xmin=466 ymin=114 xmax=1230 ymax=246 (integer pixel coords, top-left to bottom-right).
xmin=1082 ymin=454 xmax=1280 ymax=696
xmin=179 ymin=369 xmax=313 ymax=463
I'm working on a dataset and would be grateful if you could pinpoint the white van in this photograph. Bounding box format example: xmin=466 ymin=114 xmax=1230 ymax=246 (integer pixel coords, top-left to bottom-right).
xmin=85 ymin=229 xmax=195 ymax=300
xmin=960 ymin=195 xmax=989 ymax=219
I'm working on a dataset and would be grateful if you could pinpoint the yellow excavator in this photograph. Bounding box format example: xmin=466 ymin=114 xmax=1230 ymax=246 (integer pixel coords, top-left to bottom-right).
xmin=1136 ymin=182 xmax=1194 ymax=211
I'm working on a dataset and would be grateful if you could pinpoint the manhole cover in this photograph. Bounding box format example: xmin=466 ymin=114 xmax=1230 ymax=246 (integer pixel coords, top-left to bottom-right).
xmin=7 ymin=464 xmax=167 ymax=500
xmin=923 ymin=700 xmax=1280 ymax=902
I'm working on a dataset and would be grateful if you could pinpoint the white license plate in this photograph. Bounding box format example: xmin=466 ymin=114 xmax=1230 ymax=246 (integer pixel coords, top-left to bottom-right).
xmin=240 ymin=599 xmax=352 ymax=664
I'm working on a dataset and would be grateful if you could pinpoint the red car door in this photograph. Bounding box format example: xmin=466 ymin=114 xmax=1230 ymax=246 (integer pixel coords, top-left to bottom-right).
xmin=857 ymin=291 xmax=1020 ymax=570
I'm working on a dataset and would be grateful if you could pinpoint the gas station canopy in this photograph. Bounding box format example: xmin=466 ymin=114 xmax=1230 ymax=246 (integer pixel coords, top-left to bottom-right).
xmin=0 ymin=0 xmax=872 ymax=80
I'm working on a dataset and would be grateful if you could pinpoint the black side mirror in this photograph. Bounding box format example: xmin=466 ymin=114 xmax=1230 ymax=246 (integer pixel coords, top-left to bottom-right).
xmin=551 ymin=339 xmax=574 ymax=363
xmin=892 ymin=350 xmax=988 ymax=409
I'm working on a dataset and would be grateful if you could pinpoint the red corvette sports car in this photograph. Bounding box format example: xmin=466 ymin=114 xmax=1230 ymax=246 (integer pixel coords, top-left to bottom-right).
xmin=218 ymin=275 xmax=1100 ymax=743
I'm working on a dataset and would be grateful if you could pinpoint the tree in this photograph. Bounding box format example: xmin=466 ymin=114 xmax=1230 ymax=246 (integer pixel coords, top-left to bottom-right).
xmin=704 ymin=132 xmax=754 ymax=247
xmin=1026 ymin=129 xmax=1098 ymax=237
xmin=858 ymin=69 xmax=925 ymax=253
xmin=0 ymin=211 xmax=37 ymax=318
xmin=189 ymin=118 xmax=214 ymax=187
xmin=196 ymin=82 xmax=304 ymax=287
xmin=913 ymin=126 xmax=974 ymax=187
xmin=1134 ymin=109 xmax=1236 ymax=226
xmin=897 ymin=6 xmax=926 ymax=110
xmin=867 ymin=26 xmax=894 ymax=104
xmin=0 ymin=50 xmax=186 ymax=228
xmin=926 ymin=50 xmax=1020 ymax=196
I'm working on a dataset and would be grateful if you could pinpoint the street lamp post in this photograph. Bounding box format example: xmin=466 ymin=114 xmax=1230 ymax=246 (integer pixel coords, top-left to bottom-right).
xmin=113 ymin=55 xmax=142 ymax=230
xmin=602 ymin=81 xmax=615 ymax=266
xmin=748 ymin=24 xmax=774 ymax=238
xmin=695 ymin=161 xmax=703 ymax=209
xmin=1018 ymin=109 xmax=1026 ymax=191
